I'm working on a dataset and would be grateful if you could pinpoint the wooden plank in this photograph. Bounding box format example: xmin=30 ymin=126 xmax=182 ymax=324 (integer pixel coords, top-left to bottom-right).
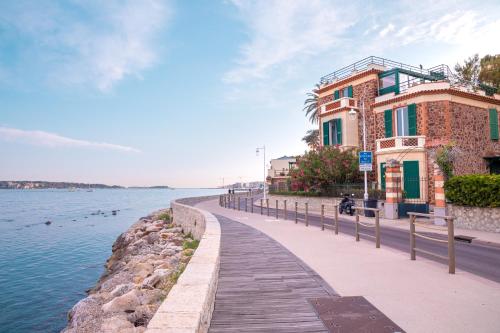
xmin=209 ymin=215 xmax=337 ymax=332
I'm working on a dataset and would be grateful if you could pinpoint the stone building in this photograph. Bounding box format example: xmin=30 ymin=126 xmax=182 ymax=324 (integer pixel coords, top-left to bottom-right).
xmin=317 ymin=56 xmax=500 ymax=209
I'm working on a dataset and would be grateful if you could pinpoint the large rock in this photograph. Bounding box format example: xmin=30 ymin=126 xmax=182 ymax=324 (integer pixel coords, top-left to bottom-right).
xmin=62 ymin=296 xmax=103 ymax=333
xmin=102 ymin=289 xmax=142 ymax=313
xmin=142 ymin=269 xmax=171 ymax=289
xmin=100 ymin=315 xmax=136 ymax=333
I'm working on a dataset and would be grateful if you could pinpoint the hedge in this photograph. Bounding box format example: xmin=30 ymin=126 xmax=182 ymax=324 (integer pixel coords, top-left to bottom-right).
xmin=444 ymin=174 xmax=500 ymax=208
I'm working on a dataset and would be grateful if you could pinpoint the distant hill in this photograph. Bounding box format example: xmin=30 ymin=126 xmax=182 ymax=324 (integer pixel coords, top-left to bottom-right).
xmin=0 ymin=181 xmax=123 ymax=189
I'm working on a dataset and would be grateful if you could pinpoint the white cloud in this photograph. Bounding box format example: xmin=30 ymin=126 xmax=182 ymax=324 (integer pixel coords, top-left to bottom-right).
xmin=0 ymin=127 xmax=141 ymax=153
xmin=224 ymin=0 xmax=357 ymax=84
xmin=379 ymin=23 xmax=395 ymax=37
xmin=0 ymin=0 xmax=170 ymax=91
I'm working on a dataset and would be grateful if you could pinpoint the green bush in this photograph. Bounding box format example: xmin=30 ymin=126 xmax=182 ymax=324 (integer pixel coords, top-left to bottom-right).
xmin=444 ymin=174 xmax=500 ymax=207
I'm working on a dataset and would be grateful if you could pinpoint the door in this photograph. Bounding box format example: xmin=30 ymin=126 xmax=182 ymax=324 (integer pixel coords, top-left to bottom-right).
xmin=403 ymin=161 xmax=420 ymax=199
xmin=380 ymin=163 xmax=386 ymax=191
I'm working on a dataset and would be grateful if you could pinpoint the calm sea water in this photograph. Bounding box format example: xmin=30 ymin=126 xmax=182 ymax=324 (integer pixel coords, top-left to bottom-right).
xmin=0 ymin=188 xmax=224 ymax=333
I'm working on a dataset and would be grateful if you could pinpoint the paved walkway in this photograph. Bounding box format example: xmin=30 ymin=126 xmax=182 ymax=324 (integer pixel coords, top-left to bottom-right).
xmin=198 ymin=199 xmax=500 ymax=333
xmin=208 ymin=214 xmax=335 ymax=333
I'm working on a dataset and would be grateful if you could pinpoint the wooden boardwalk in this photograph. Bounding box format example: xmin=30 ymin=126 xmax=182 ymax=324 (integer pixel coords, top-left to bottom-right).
xmin=209 ymin=215 xmax=337 ymax=333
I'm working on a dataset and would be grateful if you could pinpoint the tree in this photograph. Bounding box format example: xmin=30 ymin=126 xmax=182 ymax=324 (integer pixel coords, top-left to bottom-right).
xmin=454 ymin=54 xmax=480 ymax=85
xmin=479 ymin=54 xmax=500 ymax=91
xmin=302 ymin=83 xmax=320 ymax=124
xmin=302 ymin=129 xmax=319 ymax=149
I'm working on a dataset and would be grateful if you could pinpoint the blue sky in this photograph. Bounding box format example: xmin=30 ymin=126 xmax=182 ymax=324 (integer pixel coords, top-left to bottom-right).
xmin=1 ymin=0 xmax=499 ymax=187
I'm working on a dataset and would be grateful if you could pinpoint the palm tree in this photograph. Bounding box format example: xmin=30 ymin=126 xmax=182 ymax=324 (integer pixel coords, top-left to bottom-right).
xmin=302 ymin=129 xmax=319 ymax=149
xmin=303 ymin=83 xmax=320 ymax=124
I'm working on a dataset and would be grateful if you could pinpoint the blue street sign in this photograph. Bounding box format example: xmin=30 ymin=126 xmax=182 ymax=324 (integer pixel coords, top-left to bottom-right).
xmin=359 ymin=151 xmax=372 ymax=171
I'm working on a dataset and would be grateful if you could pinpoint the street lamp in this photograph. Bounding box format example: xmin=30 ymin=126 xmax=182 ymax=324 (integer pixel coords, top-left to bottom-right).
xmin=349 ymin=100 xmax=369 ymax=201
xmin=256 ymin=146 xmax=267 ymax=200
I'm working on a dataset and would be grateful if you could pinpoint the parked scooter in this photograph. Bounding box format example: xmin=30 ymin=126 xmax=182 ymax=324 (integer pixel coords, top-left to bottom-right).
xmin=339 ymin=193 xmax=356 ymax=216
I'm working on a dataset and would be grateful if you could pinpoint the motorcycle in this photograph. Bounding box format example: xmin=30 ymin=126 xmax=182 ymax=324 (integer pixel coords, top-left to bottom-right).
xmin=339 ymin=194 xmax=355 ymax=216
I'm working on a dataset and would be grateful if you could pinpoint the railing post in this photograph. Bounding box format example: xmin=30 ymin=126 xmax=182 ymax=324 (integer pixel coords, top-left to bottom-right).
xmin=334 ymin=204 xmax=339 ymax=235
xmin=305 ymin=203 xmax=309 ymax=227
xmin=295 ymin=202 xmax=298 ymax=224
xmin=448 ymin=217 xmax=455 ymax=274
xmin=355 ymin=209 xmax=360 ymax=241
xmin=375 ymin=210 xmax=380 ymax=248
xmin=245 ymin=197 xmax=248 ymax=212
xmin=260 ymin=199 xmax=263 ymax=215
xmin=284 ymin=200 xmax=287 ymax=220
xmin=237 ymin=197 xmax=240 ymax=211
xmin=250 ymin=197 xmax=253 ymax=213
xmin=410 ymin=214 xmax=416 ymax=260
xmin=321 ymin=204 xmax=325 ymax=231
xmin=266 ymin=199 xmax=269 ymax=216
xmin=275 ymin=200 xmax=279 ymax=219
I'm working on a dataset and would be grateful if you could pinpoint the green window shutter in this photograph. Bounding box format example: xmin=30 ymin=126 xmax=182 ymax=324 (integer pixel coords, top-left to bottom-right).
xmin=384 ymin=109 xmax=393 ymax=137
xmin=408 ymin=103 xmax=417 ymax=136
xmin=336 ymin=119 xmax=342 ymax=144
xmin=347 ymin=85 xmax=353 ymax=98
xmin=323 ymin=121 xmax=330 ymax=145
xmin=334 ymin=90 xmax=340 ymax=100
xmin=489 ymin=108 xmax=499 ymax=140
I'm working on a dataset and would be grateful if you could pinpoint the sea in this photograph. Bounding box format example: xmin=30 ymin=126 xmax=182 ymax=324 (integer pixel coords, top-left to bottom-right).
xmin=0 ymin=188 xmax=224 ymax=333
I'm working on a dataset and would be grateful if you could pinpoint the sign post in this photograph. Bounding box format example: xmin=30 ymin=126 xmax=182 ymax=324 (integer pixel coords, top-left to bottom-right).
xmin=359 ymin=151 xmax=372 ymax=201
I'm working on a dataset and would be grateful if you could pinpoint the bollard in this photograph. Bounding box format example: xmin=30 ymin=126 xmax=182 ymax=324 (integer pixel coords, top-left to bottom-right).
xmin=245 ymin=197 xmax=248 ymax=212
xmin=410 ymin=214 xmax=416 ymax=260
xmin=305 ymin=203 xmax=309 ymax=227
xmin=334 ymin=204 xmax=339 ymax=235
xmin=275 ymin=200 xmax=279 ymax=219
xmin=284 ymin=200 xmax=287 ymax=220
xmin=295 ymin=202 xmax=298 ymax=224
xmin=321 ymin=204 xmax=325 ymax=231
xmin=233 ymin=196 xmax=236 ymax=210
xmin=266 ymin=199 xmax=270 ymax=216
xmin=447 ymin=217 xmax=455 ymax=274
xmin=251 ymin=197 xmax=254 ymax=213
xmin=260 ymin=199 xmax=263 ymax=215
xmin=375 ymin=210 xmax=380 ymax=248
xmin=355 ymin=209 xmax=360 ymax=241
xmin=238 ymin=197 xmax=240 ymax=211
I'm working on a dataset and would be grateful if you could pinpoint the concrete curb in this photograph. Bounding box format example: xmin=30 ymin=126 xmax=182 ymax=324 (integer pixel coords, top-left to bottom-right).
xmin=146 ymin=200 xmax=221 ymax=333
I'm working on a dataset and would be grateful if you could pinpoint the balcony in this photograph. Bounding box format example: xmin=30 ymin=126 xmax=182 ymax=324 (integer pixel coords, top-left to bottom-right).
xmin=321 ymin=97 xmax=356 ymax=114
xmin=376 ymin=136 xmax=426 ymax=153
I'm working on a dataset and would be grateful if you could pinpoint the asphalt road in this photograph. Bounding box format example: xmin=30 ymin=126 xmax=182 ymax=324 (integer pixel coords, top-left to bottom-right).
xmin=224 ymin=198 xmax=500 ymax=283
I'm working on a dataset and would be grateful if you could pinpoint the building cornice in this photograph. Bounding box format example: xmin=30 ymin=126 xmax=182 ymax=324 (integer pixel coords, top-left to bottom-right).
xmin=372 ymin=88 xmax=500 ymax=109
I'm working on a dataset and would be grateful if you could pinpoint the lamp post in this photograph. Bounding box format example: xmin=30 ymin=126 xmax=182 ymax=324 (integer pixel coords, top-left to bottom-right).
xmin=349 ymin=100 xmax=369 ymax=201
xmin=256 ymin=146 xmax=267 ymax=200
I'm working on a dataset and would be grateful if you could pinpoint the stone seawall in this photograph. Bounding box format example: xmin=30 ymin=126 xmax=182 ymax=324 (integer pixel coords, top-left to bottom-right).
xmin=448 ymin=204 xmax=500 ymax=233
xmin=146 ymin=200 xmax=221 ymax=333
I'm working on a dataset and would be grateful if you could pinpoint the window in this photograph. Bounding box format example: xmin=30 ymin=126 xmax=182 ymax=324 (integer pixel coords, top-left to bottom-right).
xmin=340 ymin=87 xmax=349 ymax=98
xmin=330 ymin=119 xmax=342 ymax=145
xmin=379 ymin=73 xmax=396 ymax=89
xmin=396 ymin=107 xmax=409 ymax=136
xmin=396 ymin=104 xmax=417 ymax=136
xmin=334 ymin=86 xmax=353 ymax=100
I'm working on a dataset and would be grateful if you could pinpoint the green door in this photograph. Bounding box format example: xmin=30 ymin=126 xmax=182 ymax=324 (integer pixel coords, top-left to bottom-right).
xmin=403 ymin=161 xmax=420 ymax=199
xmin=380 ymin=163 xmax=386 ymax=191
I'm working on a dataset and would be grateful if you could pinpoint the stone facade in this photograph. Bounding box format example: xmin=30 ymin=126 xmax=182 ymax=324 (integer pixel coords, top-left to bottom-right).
xmin=448 ymin=204 xmax=500 ymax=233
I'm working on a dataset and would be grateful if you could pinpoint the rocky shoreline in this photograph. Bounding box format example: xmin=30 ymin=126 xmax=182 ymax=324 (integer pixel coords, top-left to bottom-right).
xmin=62 ymin=209 xmax=198 ymax=333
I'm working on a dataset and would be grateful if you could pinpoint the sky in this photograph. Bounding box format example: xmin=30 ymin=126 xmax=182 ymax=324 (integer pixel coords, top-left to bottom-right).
xmin=1 ymin=0 xmax=499 ymax=187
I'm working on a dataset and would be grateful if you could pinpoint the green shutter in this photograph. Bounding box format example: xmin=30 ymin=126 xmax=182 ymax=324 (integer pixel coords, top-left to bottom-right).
xmin=334 ymin=90 xmax=340 ymax=100
xmin=323 ymin=121 xmax=330 ymax=145
xmin=384 ymin=109 xmax=393 ymax=137
xmin=490 ymin=108 xmax=499 ymax=140
xmin=403 ymin=161 xmax=420 ymax=199
xmin=408 ymin=104 xmax=417 ymax=136
xmin=347 ymin=85 xmax=353 ymax=98
xmin=336 ymin=119 xmax=342 ymax=144
xmin=380 ymin=163 xmax=386 ymax=191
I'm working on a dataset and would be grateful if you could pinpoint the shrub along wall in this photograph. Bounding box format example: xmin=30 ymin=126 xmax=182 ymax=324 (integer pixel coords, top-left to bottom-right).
xmin=444 ymin=174 xmax=500 ymax=208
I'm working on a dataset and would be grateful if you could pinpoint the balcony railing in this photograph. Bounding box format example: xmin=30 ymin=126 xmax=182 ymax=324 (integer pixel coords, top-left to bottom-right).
xmin=376 ymin=136 xmax=426 ymax=153
xmin=321 ymin=97 xmax=356 ymax=114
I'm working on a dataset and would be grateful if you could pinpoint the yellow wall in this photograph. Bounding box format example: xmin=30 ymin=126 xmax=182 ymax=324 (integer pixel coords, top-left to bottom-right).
xmin=321 ymin=111 xmax=359 ymax=149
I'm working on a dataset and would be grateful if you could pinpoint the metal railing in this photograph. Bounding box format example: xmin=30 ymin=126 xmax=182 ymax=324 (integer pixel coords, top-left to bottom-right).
xmin=353 ymin=207 xmax=381 ymax=248
xmin=409 ymin=212 xmax=455 ymax=274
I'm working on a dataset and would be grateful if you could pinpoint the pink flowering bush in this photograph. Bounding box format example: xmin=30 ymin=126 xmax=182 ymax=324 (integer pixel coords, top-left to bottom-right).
xmin=289 ymin=146 xmax=362 ymax=194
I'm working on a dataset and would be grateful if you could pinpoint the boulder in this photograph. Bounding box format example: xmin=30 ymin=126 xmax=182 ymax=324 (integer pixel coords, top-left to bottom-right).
xmin=100 ymin=315 xmax=135 ymax=333
xmin=110 ymin=283 xmax=135 ymax=298
xmin=63 ymin=296 xmax=102 ymax=333
xmin=141 ymin=269 xmax=171 ymax=289
xmin=102 ymin=289 xmax=142 ymax=313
